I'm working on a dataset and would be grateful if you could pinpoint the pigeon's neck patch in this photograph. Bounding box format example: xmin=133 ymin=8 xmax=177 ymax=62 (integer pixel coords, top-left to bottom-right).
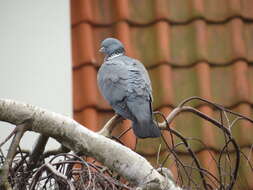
xmin=106 ymin=52 xmax=124 ymax=60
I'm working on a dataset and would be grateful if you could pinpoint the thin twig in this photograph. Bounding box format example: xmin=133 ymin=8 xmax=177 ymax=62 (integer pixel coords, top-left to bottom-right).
xmin=0 ymin=122 xmax=28 ymax=190
xmin=0 ymin=128 xmax=17 ymax=148
xmin=43 ymin=145 xmax=70 ymax=158
xmin=98 ymin=114 xmax=124 ymax=137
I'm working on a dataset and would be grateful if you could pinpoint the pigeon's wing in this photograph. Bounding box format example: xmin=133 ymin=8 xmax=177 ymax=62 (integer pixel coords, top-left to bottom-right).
xmin=124 ymin=58 xmax=161 ymax=138
xmin=133 ymin=59 xmax=153 ymax=101
xmin=98 ymin=60 xmax=128 ymax=103
xmin=127 ymin=58 xmax=153 ymax=102
xmin=97 ymin=60 xmax=132 ymax=119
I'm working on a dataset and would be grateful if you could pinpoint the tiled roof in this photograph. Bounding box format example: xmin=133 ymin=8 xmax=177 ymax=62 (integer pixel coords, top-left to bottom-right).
xmin=71 ymin=0 xmax=253 ymax=188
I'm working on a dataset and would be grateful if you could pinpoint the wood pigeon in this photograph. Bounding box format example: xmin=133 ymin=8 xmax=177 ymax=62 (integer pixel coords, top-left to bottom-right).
xmin=97 ymin=38 xmax=161 ymax=138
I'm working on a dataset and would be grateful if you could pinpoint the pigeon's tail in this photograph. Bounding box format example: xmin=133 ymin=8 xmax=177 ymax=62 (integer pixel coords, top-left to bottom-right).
xmin=132 ymin=119 xmax=161 ymax=138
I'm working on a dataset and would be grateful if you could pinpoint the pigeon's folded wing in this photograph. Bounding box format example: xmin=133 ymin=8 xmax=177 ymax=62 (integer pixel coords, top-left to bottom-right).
xmin=129 ymin=59 xmax=153 ymax=101
xmin=97 ymin=60 xmax=128 ymax=105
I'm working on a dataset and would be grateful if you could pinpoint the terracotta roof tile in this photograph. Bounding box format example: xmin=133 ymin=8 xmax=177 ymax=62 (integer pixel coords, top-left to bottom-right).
xmin=71 ymin=0 xmax=115 ymax=25
xmin=73 ymin=22 xmax=253 ymax=69
xmin=210 ymin=66 xmax=237 ymax=106
xmin=73 ymin=66 xmax=98 ymax=110
xmin=171 ymin=67 xmax=201 ymax=107
xmin=233 ymin=61 xmax=251 ymax=101
xmin=249 ymin=66 xmax=253 ymax=98
xmin=71 ymin=0 xmax=91 ymax=25
xmin=196 ymin=63 xmax=212 ymax=99
xmin=115 ymin=22 xmax=134 ymax=57
xmin=153 ymin=64 xmax=174 ymax=106
xmin=72 ymin=0 xmax=253 ymax=26
xmin=206 ymin=23 xmax=234 ymax=63
xmin=245 ymin=23 xmax=253 ymax=60
xmin=71 ymin=0 xmax=253 ymax=188
xmin=155 ymin=21 xmax=171 ymax=61
xmin=242 ymin=0 xmax=253 ymax=18
xmin=72 ymin=24 xmax=96 ymax=67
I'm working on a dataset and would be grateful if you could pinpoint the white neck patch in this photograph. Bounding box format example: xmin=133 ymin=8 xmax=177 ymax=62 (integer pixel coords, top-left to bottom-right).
xmin=107 ymin=53 xmax=123 ymax=60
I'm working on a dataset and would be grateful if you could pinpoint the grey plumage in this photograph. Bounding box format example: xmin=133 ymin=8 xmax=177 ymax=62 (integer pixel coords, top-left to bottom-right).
xmin=97 ymin=38 xmax=161 ymax=138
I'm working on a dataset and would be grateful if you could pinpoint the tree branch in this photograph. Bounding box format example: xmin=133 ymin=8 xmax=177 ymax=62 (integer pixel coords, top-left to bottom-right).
xmin=30 ymin=163 xmax=75 ymax=190
xmin=0 ymin=122 xmax=28 ymax=190
xmin=43 ymin=145 xmax=70 ymax=158
xmin=0 ymin=99 xmax=181 ymax=190
xmin=98 ymin=114 xmax=124 ymax=137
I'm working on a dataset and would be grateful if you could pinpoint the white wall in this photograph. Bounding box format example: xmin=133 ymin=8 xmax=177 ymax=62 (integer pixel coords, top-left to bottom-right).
xmin=0 ymin=0 xmax=72 ymax=152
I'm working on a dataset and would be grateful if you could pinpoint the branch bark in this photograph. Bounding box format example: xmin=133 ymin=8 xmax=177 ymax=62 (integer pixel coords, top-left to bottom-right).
xmin=0 ymin=99 xmax=181 ymax=190
xmin=98 ymin=114 xmax=124 ymax=137
xmin=0 ymin=123 xmax=27 ymax=190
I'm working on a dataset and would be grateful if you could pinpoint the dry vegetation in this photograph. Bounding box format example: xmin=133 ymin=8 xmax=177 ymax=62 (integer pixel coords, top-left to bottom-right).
xmin=0 ymin=97 xmax=252 ymax=190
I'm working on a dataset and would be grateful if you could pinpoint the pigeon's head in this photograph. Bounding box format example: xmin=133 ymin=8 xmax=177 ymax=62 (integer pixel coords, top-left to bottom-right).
xmin=99 ymin=38 xmax=125 ymax=56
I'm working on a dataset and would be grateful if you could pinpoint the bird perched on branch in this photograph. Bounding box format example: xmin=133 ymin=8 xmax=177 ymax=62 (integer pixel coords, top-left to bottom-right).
xmin=97 ymin=38 xmax=161 ymax=138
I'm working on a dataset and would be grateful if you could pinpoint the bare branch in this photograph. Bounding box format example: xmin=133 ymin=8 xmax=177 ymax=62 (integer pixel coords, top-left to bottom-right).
xmin=0 ymin=128 xmax=17 ymax=148
xmin=0 ymin=122 xmax=28 ymax=190
xmin=0 ymin=99 xmax=181 ymax=190
xmin=2 ymin=97 xmax=249 ymax=189
xmin=30 ymin=163 xmax=75 ymax=190
xmin=98 ymin=114 xmax=124 ymax=137
xmin=43 ymin=145 xmax=70 ymax=158
xmin=28 ymin=135 xmax=49 ymax=167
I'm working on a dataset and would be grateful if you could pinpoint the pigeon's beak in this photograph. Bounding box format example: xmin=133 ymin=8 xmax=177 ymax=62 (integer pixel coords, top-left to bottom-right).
xmin=99 ymin=47 xmax=105 ymax=53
